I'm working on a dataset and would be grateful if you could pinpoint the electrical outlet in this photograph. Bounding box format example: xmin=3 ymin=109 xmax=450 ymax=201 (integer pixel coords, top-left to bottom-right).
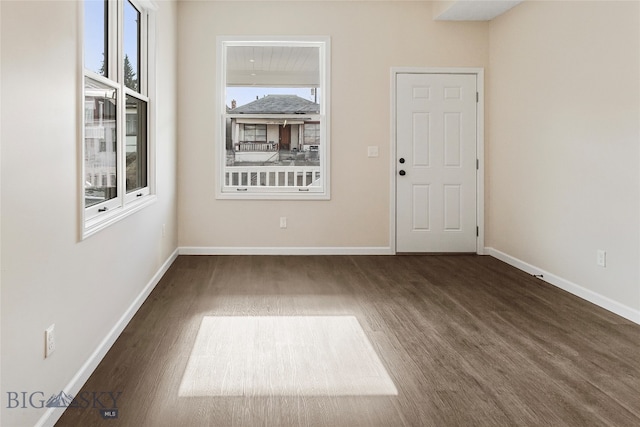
xmin=45 ymin=324 xmax=56 ymax=358
xmin=596 ymin=250 xmax=606 ymax=267
xmin=280 ymin=217 xmax=287 ymax=229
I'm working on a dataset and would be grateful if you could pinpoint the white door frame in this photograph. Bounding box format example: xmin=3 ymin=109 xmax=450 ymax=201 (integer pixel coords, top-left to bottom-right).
xmin=390 ymin=67 xmax=485 ymax=254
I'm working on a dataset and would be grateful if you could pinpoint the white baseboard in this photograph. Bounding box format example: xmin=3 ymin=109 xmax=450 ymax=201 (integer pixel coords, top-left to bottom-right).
xmin=485 ymin=247 xmax=640 ymax=325
xmin=35 ymin=248 xmax=180 ymax=427
xmin=178 ymin=246 xmax=394 ymax=256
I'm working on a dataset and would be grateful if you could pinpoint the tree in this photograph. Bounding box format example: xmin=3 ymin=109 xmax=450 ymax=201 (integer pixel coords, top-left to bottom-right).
xmin=98 ymin=53 xmax=106 ymax=77
xmin=97 ymin=54 xmax=137 ymax=91
xmin=124 ymin=54 xmax=137 ymax=91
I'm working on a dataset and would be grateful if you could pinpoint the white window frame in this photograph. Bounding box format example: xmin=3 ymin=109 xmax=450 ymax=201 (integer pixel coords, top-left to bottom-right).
xmin=216 ymin=36 xmax=331 ymax=200
xmin=80 ymin=0 xmax=157 ymax=239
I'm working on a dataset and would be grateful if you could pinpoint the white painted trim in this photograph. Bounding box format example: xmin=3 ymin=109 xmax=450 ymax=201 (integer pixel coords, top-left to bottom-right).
xmin=35 ymin=248 xmax=179 ymax=427
xmin=485 ymin=247 xmax=640 ymax=325
xmin=475 ymin=69 xmax=485 ymax=255
xmin=137 ymin=0 xmax=159 ymax=12
xmin=83 ymin=196 xmax=158 ymax=239
xmin=390 ymin=67 xmax=485 ymax=254
xmin=179 ymin=246 xmax=394 ymax=256
xmin=389 ymin=68 xmax=398 ymax=254
xmin=77 ymin=0 xmax=85 ymax=241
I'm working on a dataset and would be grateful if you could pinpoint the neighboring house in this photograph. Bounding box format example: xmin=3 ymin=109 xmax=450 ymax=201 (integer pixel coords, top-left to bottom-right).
xmin=227 ymin=95 xmax=320 ymax=163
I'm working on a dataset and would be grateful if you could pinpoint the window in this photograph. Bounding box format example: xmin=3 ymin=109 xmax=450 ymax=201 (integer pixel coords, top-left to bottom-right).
xmin=303 ymin=123 xmax=320 ymax=146
xmin=217 ymin=37 xmax=330 ymax=199
xmin=241 ymin=124 xmax=267 ymax=143
xmin=82 ymin=0 xmax=155 ymax=237
xmin=126 ymin=112 xmax=138 ymax=136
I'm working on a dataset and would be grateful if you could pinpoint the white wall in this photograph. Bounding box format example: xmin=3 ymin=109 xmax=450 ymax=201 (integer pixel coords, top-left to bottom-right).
xmin=177 ymin=0 xmax=489 ymax=249
xmin=2 ymin=2 xmax=637 ymax=425
xmin=487 ymin=1 xmax=640 ymax=314
xmin=0 ymin=1 xmax=178 ymax=426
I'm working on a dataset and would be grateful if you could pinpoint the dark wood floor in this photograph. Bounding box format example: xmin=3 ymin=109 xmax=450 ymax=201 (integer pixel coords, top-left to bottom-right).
xmin=56 ymin=255 xmax=640 ymax=426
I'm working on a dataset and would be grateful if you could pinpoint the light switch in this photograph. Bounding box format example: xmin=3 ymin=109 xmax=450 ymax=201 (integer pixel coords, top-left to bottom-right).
xmin=367 ymin=146 xmax=379 ymax=158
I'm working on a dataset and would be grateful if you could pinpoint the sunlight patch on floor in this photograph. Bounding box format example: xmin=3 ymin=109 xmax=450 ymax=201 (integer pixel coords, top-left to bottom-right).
xmin=178 ymin=316 xmax=398 ymax=397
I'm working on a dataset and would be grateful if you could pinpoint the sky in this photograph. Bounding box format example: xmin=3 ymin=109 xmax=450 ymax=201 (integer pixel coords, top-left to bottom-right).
xmin=85 ymin=1 xmax=139 ymax=78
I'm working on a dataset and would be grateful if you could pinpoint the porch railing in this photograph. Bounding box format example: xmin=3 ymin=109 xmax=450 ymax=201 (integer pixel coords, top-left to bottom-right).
xmin=225 ymin=166 xmax=321 ymax=188
xmin=234 ymin=142 xmax=279 ymax=152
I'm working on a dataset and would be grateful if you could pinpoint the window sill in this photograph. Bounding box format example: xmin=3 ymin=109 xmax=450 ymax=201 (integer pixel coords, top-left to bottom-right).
xmin=82 ymin=194 xmax=157 ymax=240
xmin=216 ymin=193 xmax=331 ymax=201
xmin=216 ymin=187 xmax=330 ymax=201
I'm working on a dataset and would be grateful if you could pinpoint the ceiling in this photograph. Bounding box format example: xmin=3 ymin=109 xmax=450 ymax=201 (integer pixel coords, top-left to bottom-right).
xmin=435 ymin=0 xmax=524 ymax=21
xmin=226 ymin=46 xmax=320 ymax=87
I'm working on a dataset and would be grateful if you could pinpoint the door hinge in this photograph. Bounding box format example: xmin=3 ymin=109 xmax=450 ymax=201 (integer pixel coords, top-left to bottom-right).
xmin=476 ymin=159 xmax=479 ymax=170
xmin=476 ymin=226 xmax=479 ymax=237
xmin=476 ymin=92 xmax=479 ymax=102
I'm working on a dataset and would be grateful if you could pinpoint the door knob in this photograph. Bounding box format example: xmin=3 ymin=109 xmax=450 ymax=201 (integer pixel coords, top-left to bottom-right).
xmin=399 ymin=170 xmax=406 ymax=176
xmin=399 ymin=158 xmax=405 ymax=164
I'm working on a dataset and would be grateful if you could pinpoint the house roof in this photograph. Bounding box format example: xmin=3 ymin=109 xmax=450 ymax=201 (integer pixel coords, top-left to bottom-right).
xmin=230 ymin=95 xmax=319 ymax=114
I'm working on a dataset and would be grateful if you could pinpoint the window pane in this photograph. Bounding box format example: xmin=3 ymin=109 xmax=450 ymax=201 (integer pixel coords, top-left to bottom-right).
xmin=304 ymin=123 xmax=320 ymax=145
xmin=125 ymin=95 xmax=147 ymax=192
xmin=123 ymin=0 xmax=140 ymax=92
xmin=85 ymin=78 xmax=117 ymax=207
xmin=224 ymin=46 xmax=321 ymax=186
xmin=240 ymin=124 xmax=267 ymax=143
xmin=84 ymin=0 xmax=107 ymax=76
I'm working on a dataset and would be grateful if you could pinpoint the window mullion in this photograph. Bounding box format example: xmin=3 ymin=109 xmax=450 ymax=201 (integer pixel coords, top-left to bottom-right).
xmin=107 ymin=1 xmax=119 ymax=81
xmin=115 ymin=88 xmax=126 ymax=207
xmin=116 ymin=0 xmax=126 ymax=207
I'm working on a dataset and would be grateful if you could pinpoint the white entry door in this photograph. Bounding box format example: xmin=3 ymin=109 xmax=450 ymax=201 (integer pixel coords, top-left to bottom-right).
xmin=396 ymin=73 xmax=477 ymax=252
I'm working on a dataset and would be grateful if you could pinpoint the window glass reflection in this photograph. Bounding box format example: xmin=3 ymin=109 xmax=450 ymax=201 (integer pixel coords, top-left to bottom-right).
xmin=85 ymin=78 xmax=118 ymax=206
xmin=125 ymin=95 xmax=147 ymax=192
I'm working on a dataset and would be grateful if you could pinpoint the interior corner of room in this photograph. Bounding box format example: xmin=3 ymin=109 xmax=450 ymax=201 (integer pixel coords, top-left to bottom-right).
xmin=1 ymin=0 xmax=638 ymax=426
